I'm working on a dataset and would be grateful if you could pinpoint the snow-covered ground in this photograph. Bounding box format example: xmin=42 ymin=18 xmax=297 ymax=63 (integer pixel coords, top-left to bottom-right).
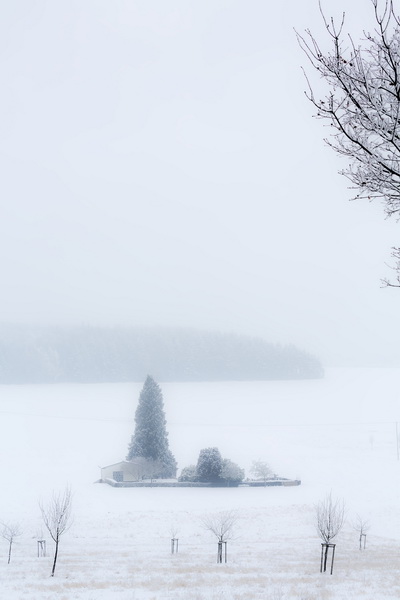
xmin=0 ymin=368 xmax=399 ymax=599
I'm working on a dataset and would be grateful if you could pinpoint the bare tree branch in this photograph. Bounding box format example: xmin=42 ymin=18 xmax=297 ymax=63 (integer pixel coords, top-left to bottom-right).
xmin=353 ymin=513 xmax=371 ymax=549
xmin=250 ymin=460 xmax=273 ymax=486
xmin=315 ymin=492 xmax=345 ymax=544
xmin=202 ymin=510 xmax=239 ymax=543
xmin=382 ymin=246 xmax=400 ymax=286
xmin=296 ymin=0 xmax=400 ymax=284
xmin=40 ymin=486 xmax=73 ymax=577
xmin=1 ymin=521 xmax=22 ymax=564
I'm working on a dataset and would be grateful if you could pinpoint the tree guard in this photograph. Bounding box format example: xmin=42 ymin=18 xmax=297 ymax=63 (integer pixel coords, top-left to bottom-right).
xmin=217 ymin=541 xmax=227 ymax=564
xmin=320 ymin=543 xmax=336 ymax=574
xmin=37 ymin=540 xmax=46 ymax=557
xmin=360 ymin=533 xmax=367 ymax=550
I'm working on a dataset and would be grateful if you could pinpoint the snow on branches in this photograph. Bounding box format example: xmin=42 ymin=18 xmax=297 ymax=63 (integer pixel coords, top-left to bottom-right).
xmin=297 ymin=0 xmax=400 ymax=284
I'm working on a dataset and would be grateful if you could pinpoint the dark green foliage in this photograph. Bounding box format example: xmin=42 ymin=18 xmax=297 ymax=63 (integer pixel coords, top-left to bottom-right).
xmin=127 ymin=376 xmax=177 ymax=478
xmin=196 ymin=447 xmax=223 ymax=482
xmin=0 ymin=324 xmax=323 ymax=383
xmin=160 ymin=448 xmax=177 ymax=479
xmin=181 ymin=448 xmax=245 ymax=485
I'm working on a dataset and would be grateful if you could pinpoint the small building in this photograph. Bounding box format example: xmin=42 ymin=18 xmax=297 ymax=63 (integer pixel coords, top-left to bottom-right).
xmin=101 ymin=457 xmax=179 ymax=485
xmin=101 ymin=459 xmax=158 ymax=483
xmin=101 ymin=461 xmax=130 ymax=483
xmin=100 ymin=460 xmax=208 ymax=488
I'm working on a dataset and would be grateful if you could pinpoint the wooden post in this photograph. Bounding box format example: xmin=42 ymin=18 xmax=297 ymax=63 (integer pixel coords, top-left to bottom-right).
xmin=330 ymin=544 xmax=336 ymax=575
xmin=320 ymin=543 xmax=336 ymax=574
xmin=216 ymin=541 xmax=227 ymax=563
xmin=37 ymin=540 xmax=46 ymax=557
xmin=217 ymin=541 xmax=222 ymax=563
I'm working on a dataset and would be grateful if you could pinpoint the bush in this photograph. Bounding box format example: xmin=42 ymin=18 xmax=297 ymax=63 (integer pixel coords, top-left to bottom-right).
xmin=178 ymin=465 xmax=197 ymax=482
xmin=220 ymin=459 xmax=245 ymax=486
xmin=180 ymin=448 xmax=245 ymax=486
xmin=196 ymin=447 xmax=223 ymax=482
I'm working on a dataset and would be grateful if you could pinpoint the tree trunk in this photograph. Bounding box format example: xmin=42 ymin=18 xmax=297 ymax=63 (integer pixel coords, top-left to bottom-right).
xmin=8 ymin=540 xmax=12 ymax=564
xmin=51 ymin=538 xmax=59 ymax=577
xmin=323 ymin=544 xmax=329 ymax=573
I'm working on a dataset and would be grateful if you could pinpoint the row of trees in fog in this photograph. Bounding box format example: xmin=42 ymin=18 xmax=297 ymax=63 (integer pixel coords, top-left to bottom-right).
xmin=2 ymin=489 xmax=370 ymax=575
xmin=0 ymin=324 xmax=323 ymax=384
xmin=178 ymin=449 xmax=274 ymax=487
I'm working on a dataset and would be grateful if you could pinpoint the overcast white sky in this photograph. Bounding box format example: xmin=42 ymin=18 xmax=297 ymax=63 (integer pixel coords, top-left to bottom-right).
xmin=0 ymin=0 xmax=399 ymax=367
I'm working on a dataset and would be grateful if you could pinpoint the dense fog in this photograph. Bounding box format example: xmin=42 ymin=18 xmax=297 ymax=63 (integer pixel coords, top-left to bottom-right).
xmin=0 ymin=1 xmax=399 ymax=368
xmin=0 ymin=325 xmax=322 ymax=383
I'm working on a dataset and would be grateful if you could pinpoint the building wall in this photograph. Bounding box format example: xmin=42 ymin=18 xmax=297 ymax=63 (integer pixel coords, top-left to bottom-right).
xmin=101 ymin=461 xmax=154 ymax=482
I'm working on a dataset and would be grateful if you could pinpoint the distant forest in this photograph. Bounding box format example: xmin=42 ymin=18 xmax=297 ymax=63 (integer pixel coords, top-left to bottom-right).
xmin=0 ymin=325 xmax=323 ymax=384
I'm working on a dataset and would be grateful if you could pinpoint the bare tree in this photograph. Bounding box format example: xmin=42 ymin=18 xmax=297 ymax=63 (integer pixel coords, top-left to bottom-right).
xmin=316 ymin=492 xmax=345 ymax=573
xmin=202 ymin=510 xmax=239 ymax=563
xmin=40 ymin=486 xmax=73 ymax=577
xmin=353 ymin=514 xmax=371 ymax=549
xmin=169 ymin=520 xmax=179 ymax=540
xmin=170 ymin=521 xmax=179 ymax=554
xmin=1 ymin=521 xmax=22 ymax=564
xmin=297 ymin=0 xmax=400 ymax=284
xmin=316 ymin=492 xmax=346 ymax=543
xmin=250 ymin=460 xmax=273 ymax=485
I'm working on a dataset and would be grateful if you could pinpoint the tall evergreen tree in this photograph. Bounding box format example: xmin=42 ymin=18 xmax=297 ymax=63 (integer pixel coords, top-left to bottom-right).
xmin=126 ymin=376 xmax=177 ymax=478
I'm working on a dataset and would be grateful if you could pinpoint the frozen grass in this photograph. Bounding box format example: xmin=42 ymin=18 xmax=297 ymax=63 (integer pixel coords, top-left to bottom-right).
xmin=0 ymin=368 xmax=399 ymax=598
xmin=1 ymin=530 xmax=399 ymax=600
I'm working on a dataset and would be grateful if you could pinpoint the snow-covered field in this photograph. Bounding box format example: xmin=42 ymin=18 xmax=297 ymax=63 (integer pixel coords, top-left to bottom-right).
xmin=0 ymin=368 xmax=399 ymax=599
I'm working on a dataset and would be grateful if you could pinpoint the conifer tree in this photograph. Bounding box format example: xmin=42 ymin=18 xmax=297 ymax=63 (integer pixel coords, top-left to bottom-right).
xmin=127 ymin=376 xmax=177 ymax=478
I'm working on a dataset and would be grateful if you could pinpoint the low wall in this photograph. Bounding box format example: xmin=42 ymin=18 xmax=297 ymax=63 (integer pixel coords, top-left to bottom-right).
xmin=243 ymin=479 xmax=301 ymax=487
xmin=101 ymin=478 xmax=301 ymax=488
xmin=102 ymin=479 xmax=210 ymax=488
xmin=282 ymin=479 xmax=301 ymax=486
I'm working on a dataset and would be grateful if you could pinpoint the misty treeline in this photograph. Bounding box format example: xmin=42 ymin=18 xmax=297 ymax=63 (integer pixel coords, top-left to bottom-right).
xmin=0 ymin=325 xmax=323 ymax=384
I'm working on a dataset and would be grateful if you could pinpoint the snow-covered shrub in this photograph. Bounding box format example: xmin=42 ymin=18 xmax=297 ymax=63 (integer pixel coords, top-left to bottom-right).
xmin=178 ymin=465 xmax=197 ymax=482
xmin=196 ymin=447 xmax=223 ymax=482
